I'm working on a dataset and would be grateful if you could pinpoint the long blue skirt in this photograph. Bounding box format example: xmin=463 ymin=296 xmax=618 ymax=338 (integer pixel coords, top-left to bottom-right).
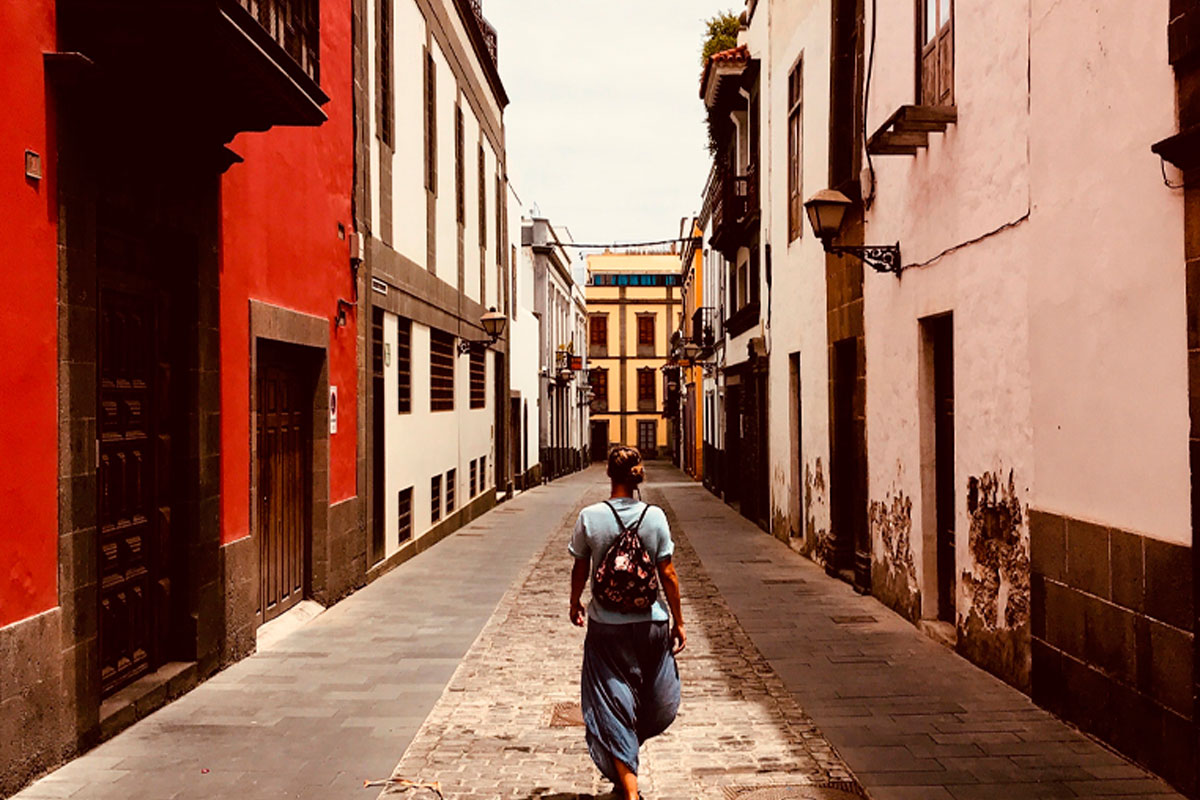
xmin=580 ymin=619 xmax=681 ymax=783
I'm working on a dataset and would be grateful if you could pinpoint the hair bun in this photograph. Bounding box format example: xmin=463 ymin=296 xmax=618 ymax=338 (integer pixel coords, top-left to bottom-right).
xmin=607 ymin=445 xmax=645 ymax=486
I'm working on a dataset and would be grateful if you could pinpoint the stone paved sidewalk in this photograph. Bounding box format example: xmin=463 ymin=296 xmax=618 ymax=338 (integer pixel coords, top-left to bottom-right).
xmin=11 ymin=471 xmax=593 ymax=800
xmin=379 ymin=470 xmax=860 ymax=800
xmin=648 ymin=467 xmax=1187 ymax=800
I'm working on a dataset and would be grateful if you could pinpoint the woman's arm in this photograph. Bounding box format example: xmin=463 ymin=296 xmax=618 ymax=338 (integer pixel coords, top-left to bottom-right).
xmin=657 ymin=557 xmax=686 ymax=654
xmin=569 ymin=557 xmax=589 ymax=626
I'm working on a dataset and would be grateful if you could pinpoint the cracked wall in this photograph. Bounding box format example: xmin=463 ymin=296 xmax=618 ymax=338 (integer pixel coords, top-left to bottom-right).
xmin=804 ymin=458 xmax=833 ymax=568
xmin=958 ymin=469 xmax=1031 ymax=691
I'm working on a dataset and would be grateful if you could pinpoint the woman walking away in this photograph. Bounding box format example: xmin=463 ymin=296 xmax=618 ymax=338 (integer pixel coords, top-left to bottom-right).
xmin=568 ymin=446 xmax=686 ymax=800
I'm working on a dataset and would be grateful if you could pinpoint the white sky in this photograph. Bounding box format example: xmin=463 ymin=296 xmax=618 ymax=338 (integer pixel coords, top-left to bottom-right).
xmin=485 ymin=0 xmax=724 ymax=246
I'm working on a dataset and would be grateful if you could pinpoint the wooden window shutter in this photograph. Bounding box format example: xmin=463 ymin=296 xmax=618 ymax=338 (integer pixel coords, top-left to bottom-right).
xmin=377 ymin=0 xmax=393 ymax=147
xmin=919 ymin=0 xmax=954 ymax=106
xmin=455 ymin=105 xmax=465 ymax=224
xmin=424 ymin=50 xmax=437 ymax=192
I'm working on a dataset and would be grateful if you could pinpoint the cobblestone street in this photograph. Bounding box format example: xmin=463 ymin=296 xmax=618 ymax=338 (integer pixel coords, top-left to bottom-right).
xmin=14 ymin=465 xmax=1187 ymax=800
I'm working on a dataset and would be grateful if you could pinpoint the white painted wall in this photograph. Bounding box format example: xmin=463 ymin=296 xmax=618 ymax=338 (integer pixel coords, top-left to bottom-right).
xmin=863 ymin=0 xmax=1035 ymax=622
xmin=763 ymin=0 xmax=834 ymax=549
xmin=381 ymin=314 xmax=495 ymax=557
xmin=509 ymin=198 xmax=541 ymax=477
xmin=1027 ymin=0 xmax=1188 ymax=544
xmin=860 ymin=0 xmax=1188 ymax=633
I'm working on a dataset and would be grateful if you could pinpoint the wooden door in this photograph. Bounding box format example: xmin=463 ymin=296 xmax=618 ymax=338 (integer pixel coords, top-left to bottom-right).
xmin=831 ymin=339 xmax=859 ymax=576
xmin=637 ymin=420 xmax=657 ymax=457
xmin=590 ymin=420 xmax=609 ymax=461
xmin=98 ymin=287 xmax=170 ymax=696
xmin=931 ymin=316 xmax=957 ymax=622
xmin=257 ymin=358 xmax=310 ymax=623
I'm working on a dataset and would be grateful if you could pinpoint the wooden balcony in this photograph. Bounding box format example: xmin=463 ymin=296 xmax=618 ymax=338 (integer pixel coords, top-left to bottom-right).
xmin=711 ymin=166 xmax=759 ymax=254
xmin=867 ymin=105 xmax=956 ymax=156
xmin=58 ymin=0 xmax=329 ymax=140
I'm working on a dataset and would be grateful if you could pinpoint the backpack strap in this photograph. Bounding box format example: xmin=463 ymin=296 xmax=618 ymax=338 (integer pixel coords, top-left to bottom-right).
xmin=628 ymin=504 xmax=652 ymax=533
xmin=602 ymin=501 xmax=627 ymax=533
xmin=602 ymin=501 xmax=653 ymax=533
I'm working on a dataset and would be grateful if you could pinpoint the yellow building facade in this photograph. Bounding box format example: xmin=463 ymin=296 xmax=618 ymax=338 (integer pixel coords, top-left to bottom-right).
xmin=678 ymin=227 xmax=706 ymax=479
xmin=585 ymin=252 xmax=683 ymax=459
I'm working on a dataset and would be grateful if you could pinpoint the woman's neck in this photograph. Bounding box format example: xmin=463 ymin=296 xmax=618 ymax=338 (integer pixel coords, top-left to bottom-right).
xmin=610 ymin=483 xmax=636 ymax=499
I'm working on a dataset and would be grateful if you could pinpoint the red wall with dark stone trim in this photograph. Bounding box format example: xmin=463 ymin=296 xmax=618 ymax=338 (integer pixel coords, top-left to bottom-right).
xmin=0 ymin=1 xmax=59 ymax=627
xmin=218 ymin=0 xmax=358 ymax=546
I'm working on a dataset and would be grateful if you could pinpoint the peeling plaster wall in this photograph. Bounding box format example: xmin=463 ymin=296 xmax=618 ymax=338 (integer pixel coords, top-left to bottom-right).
xmin=862 ymin=0 xmax=1035 ymax=686
xmin=870 ymin=471 xmax=920 ymax=624
xmin=764 ymin=0 xmax=834 ymax=556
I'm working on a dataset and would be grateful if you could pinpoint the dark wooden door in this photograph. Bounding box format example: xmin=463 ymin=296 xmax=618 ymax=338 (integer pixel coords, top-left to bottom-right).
xmin=831 ymin=339 xmax=863 ymax=579
xmin=98 ymin=287 xmax=170 ymax=696
xmin=931 ymin=316 xmax=957 ymax=622
xmin=725 ymin=384 xmax=742 ymax=504
xmin=590 ymin=420 xmax=609 ymax=461
xmin=257 ymin=359 xmax=310 ymax=623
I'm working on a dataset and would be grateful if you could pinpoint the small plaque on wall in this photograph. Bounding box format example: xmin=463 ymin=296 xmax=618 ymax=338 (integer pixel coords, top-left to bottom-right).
xmin=329 ymin=385 xmax=339 ymax=434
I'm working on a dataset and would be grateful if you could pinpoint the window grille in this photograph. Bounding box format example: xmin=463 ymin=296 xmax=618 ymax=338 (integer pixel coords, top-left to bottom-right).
xmin=398 ymin=487 xmax=413 ymax=543
xmin=431 ymin=330 xmax=455 ymax=411
xmin=446 ymin=469 xmax=456 ymax=513
xmin=469 ymin=348 xmax=486 ymax=409
xmin=397 ymin=317 xmax=412 ymax=413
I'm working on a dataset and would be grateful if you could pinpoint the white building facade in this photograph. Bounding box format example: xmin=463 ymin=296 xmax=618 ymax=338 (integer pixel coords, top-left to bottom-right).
xmin=360 ymin=0 xmax=512 ymax=572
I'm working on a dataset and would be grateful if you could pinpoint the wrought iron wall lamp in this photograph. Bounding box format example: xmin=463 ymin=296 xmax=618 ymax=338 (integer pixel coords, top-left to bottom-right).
xmin=805 ymin=188 xmax=902 ymax=276
xmin=457 ymin=307 xmax=508 ymax=355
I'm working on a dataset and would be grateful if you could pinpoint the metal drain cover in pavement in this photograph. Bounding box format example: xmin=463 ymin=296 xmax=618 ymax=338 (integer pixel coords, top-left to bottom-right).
xmin=723 ymin=785 xmax=864 ymax=800
xmin=547 ymin=702 xmax=584 ymax=727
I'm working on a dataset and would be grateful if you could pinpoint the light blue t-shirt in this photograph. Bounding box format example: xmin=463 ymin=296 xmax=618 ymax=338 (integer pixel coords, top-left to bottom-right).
xmin=569 ymin=497 xmax=675 ymax=624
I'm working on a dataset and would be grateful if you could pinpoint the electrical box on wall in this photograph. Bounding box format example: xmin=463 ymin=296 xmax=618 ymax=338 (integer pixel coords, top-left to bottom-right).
xmin=329 ymin=385 xmax=338 ymax=434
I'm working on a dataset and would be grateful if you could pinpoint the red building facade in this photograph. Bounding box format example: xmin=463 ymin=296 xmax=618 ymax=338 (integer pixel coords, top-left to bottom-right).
xmin=0 ymin=0 xmax=361 ymax=793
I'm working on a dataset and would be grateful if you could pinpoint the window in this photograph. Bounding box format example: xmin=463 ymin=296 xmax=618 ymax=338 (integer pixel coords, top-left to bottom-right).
xmin=919 ymin=0 xmax=954 ymax=106
xmin=445 ymin=468 xmax=456 ymax=513
xmin=397 ymin=317 xmax=412 ymax=413
xmin=431 ymin=475 xmax=442 ymax=523
xmin=637 ymin=368 xmax=657 ymax=411
xmin=637 ymin=315 xmax=655 ymax=356
xmin=424 ymin=49 xmax=437 ymax=192
xmin=455 ymin=105 xmax=465 ymax=224
xmin=469 ymin=347 xmax=486 ymax=409
xmin=377 ymin=0 xmax=393 ymax=147
xmin=589 ymin=314 xmax=608 ymax=357
xmin=398 ymin=487 xmax=412 ymax=543
xmin=430 ymin=329 xmax=455 ymax=411
xmin=470 ymin=458 xmax=477 ymax=496
xmin=480 ymin=455 xmax=487 ymax=488
xmin=478 ymin=144 xmax=487 ymax=247
xmin=590 ymin=368 xmax=608 ymax=413
xmin=788 ymin=57 xmax=804 ymax=241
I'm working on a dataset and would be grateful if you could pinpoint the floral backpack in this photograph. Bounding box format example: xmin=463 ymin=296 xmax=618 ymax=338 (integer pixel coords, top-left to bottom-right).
xmin=592 ymin=501 xmax=660 ymax=613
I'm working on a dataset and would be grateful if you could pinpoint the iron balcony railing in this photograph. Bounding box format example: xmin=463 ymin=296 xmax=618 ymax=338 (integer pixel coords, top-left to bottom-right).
xmin=691 ymin=307 xmax=718 ymax=352
xmin=238 ymin=0 xmax=320 ymax=82
xmin=465 ymin=0 xmax=499 ymax=65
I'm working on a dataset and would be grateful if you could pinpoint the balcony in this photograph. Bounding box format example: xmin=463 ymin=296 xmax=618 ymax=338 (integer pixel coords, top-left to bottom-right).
xmin=463 ymin=0 xmax=499 ymax=66
xmin=711 ymin=165 xmax=759 ymax=254
xmin=690 ymin=307 xmax=718 ymax=353
xmin=58 ymin=0 xmax=329 ymax=141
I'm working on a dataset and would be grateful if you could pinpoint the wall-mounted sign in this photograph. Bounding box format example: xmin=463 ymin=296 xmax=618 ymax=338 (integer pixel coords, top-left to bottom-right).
xmin=569 ymin=356 xmax=583 ymax=371
xmin=384 ymin=342 xmax=392 ymax=367
xmin=329 ymin=386 xmax=339 ymax=434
